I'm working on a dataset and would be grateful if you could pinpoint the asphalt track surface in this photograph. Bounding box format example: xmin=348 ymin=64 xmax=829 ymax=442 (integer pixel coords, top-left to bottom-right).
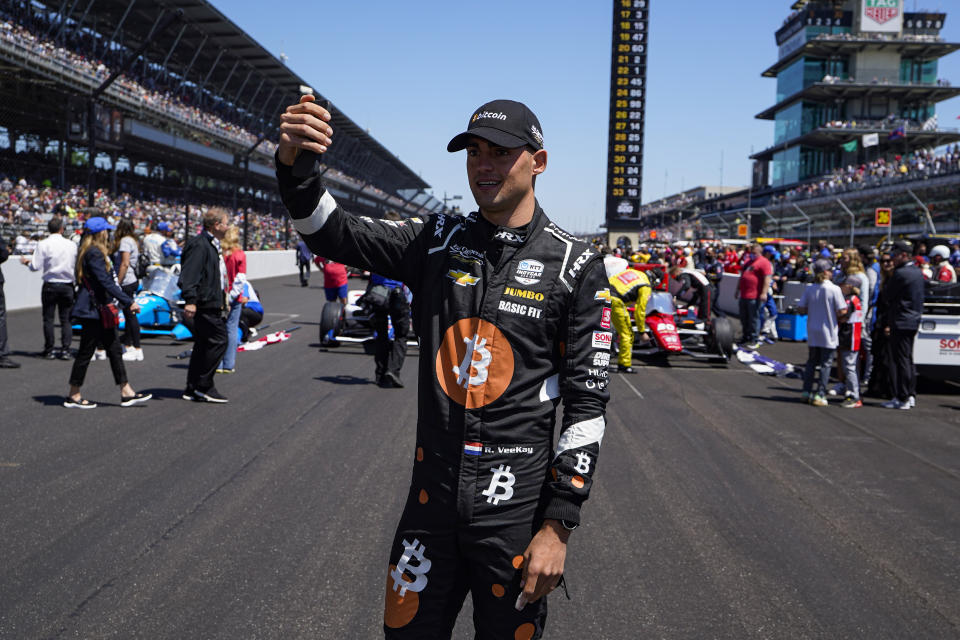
xmin=1 ymin=275 xmax=959 ymax=639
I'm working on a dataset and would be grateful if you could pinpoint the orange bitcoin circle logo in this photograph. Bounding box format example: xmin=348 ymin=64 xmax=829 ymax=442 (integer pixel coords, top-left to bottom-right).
xmin=436 ymin=318 xmax=514 ymax=408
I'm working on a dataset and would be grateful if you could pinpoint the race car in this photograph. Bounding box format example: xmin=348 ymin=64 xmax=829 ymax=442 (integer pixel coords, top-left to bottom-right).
xmin=318 ymin=288 xmax=416 ymax=350
xmin=118 ymin=267 xmax=192 ymax=339
xmin=626 ymin=263 xmax=734 ymax=364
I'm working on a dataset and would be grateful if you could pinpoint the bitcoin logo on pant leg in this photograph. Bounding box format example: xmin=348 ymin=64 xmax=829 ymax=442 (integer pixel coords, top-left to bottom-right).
xmin=390 ymin=538 xmax=432 ymax=597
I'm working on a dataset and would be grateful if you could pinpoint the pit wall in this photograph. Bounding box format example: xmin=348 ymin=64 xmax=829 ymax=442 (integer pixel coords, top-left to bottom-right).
xmin=2 ymin=250 xmax=298 ymax=312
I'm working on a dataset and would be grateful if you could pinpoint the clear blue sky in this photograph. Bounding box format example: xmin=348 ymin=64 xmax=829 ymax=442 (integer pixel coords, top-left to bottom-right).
xmin=218 ymin=1 xmax=960 ymax=234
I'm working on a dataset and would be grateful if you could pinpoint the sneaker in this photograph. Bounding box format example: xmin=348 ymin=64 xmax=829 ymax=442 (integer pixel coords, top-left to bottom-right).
xmin=93 ymin=349 xmax=106 ymax=361
xmin=881 ymin=399 xmax=904 ymax=409
xmin=906 ymin=395 xmax=916 ymax=408
xmin=182 ymin=387 xmax=200 ymax=401
xmin=619 ymin=366 xmax=636 ymax=374
xmin=811 ymin=394 xmax=828 ymax=407
xmin=57 ymin=349 xmax=74 ymax=360
xmin=63 ymin=397 xmax=97 ymax=409
xmin=841 ymin=397 xmax=862 ymax=408
xmin=41 ymin=350 xmax=57 ymax=360
xmin=745 ymin=341 xmax=761 ymax=350
xmin=195 ymin=387 xmax=228 ymax=403
xmin=215 ymin=368 xmax=235 ymax=374
xmin=0 ymin=357 xmax=21 ymax=369
xmin=801 ymin=391 xmax=811 ymax=404
xmin=122 ymin=347 xmax=143 ymax=362
xmin=828 ymin=383 xmax=845 ymax=397
xmin=120 ymin=392 xmax=152 ymax=407
xmin=380 ymin=372 xmax=404 ymax=388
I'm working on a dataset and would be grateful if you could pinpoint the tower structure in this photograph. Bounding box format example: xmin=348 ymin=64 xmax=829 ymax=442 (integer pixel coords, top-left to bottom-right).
xmin=752 ymin=1 xmax=960 ymax=190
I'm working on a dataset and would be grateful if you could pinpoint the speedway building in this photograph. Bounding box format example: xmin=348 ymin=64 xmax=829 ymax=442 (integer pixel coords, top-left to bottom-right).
xmin=0 ymin=0 xmax=444 ymax=245
xmin=609 ymin=0 xmax=960 ymax=250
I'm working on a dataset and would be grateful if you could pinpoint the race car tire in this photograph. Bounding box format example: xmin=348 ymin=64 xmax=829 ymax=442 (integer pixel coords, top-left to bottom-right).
xmin=709 ymin=316 xmax=735 ymax=362
xmin=319 ymin=301 xmax=345 ymax=344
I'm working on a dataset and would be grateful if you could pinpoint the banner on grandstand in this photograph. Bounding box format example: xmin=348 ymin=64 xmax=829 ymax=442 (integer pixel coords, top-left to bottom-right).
xmin=860 ymin=0 xmax=903 ymax=33
xmin=841 ymin=140 xmax=858 ymax=152
xmin=862 ymin=133 xmax=880 ymax=148
xmin=605 ymin=0 xmax=649 ymax=221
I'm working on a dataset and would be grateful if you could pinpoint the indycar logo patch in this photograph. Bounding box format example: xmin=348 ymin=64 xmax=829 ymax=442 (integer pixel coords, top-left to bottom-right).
xmin=447 ymin=270 xmax=480 ymax=287
xmin=514 ymin=259 xmax=544 ymax=285
xmin=436 ymin=317 xmax=514 ymax=408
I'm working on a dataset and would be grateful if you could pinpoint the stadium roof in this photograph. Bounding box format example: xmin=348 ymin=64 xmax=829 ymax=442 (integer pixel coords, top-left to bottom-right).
xmin=762 ymin=38 xmax=960 ymax=78
xmin=756 ymin=82 xmax=960 ymax=120
xmin=32 ymin=0 xmax=429 ymax=191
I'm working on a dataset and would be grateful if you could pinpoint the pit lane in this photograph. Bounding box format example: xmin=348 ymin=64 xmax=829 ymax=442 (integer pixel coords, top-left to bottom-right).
xmin=1 ymin=275 xmax=958 ymax=639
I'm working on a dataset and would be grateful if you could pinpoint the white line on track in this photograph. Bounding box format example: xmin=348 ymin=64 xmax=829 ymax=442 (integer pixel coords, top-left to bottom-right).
xmin=617 ymin=373 xmax=644 ymax=399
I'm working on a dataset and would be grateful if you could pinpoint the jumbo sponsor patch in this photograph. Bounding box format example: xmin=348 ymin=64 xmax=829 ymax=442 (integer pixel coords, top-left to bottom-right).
xmin=592 ymin=331 xmax=613 ymax=350
xmin=514 ymin=259 xmax=544 ymax=285
xmin=504 ymin=286 xmax=544 ymax=302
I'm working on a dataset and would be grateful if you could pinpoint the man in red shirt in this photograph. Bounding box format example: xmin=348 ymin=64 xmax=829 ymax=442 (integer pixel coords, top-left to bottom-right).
xmin=316 ymin=256 xmax=348 ymax=305
xmin=735 ymin=243 xmax=773 ymax=349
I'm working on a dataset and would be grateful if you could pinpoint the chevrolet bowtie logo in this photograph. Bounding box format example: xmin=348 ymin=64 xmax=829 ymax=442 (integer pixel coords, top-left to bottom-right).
xmin=447 ymin=270 xmax=481 ymax=287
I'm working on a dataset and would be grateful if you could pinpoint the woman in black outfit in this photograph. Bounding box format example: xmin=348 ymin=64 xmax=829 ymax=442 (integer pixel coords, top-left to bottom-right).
xmin=65 ymin=217 xmax=151 ymax=409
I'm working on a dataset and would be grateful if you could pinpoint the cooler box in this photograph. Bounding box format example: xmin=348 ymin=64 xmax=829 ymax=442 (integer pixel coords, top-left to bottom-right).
xmin=776 ymin=313 xmax=807 ymax=341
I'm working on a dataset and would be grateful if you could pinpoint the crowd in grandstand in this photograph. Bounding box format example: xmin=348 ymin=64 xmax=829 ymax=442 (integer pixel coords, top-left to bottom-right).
xmin=0 ymin=10 xmax=277 ymax=157
xmin=0 ymin=175 xmax=288 ymax=252
xmin=774 ymin=145 xmax=960 ymax=203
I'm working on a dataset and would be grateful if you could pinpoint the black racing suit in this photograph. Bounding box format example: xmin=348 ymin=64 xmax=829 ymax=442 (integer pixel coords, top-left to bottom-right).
xmin=278 ymin=162 xmax=610 ymax=639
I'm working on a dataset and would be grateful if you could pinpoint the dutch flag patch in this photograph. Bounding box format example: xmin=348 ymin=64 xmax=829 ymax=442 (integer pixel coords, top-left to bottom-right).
xmin=464 ymin=442 xmax=483 ymax=456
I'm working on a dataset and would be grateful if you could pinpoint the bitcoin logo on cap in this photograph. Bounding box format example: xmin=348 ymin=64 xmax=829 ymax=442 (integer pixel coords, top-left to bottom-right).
xmin=436 ymin=318 xmax=514 ymax=408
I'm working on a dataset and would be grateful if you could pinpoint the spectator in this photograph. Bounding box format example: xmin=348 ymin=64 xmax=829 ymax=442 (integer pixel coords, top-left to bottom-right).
xmin=65 ymin=217 xmax=150 ymax=408
xmin=881 ymin=239 xmax=924 ymax=410
xmin=180 ymin=208 xmax=230 ymax=403
xmin=833 ymin=282 xmax=864 ymax=408
xmin=866 ymin=251 xmax=896 ymax=398
xmin=0 ymin=235 xmax=17 ymax=368
xmin=218 ymin=226 xmax=247 ymax=375
xmin=111 ymin=218 xmax=144 ymax=361
xmin=20 ymin=216 xmax=77 ymax=359
xmin=858 ymin=245 xmax=880 ymax=390
xmin=799 ymin=259 xmax=848 ymax=406
xmin=736 ymin=243 xmax=773 ymax=349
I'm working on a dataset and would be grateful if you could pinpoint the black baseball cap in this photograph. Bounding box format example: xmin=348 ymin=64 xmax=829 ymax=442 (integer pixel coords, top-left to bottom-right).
xmin=447 ymin=99 xmax=544 ymax=152
xmin=891 ymin=239 xmax=913 ymax=255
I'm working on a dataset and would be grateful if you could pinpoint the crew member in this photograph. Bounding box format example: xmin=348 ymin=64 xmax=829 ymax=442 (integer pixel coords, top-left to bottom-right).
xmin=278 ymin=97 xmax=609 ymax=639
xmin=603 ymin=251 xmax=651 ymax=374
xmin=668 ymin=265 xmax=714 ymax=324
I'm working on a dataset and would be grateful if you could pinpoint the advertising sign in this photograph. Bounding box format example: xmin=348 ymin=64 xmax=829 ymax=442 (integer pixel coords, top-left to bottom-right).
xmin=605 ymin=0 xmax=649 ymax=221
xmin=861 ymin=0 xmax=903 ymax=33
xmin=875 ymin=208 xmax=892 ymax=227
xmin=737 ymin=224 xmax=748 ymax=238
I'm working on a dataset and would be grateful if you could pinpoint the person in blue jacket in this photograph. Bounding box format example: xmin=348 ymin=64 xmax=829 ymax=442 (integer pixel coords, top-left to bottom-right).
xmin=65 ymin=217 xmax=151 ymax=409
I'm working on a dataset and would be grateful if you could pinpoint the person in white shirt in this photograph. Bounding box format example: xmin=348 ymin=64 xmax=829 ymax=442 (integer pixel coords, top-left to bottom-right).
xmin=21 ymin=216 xmax=77 ymax=359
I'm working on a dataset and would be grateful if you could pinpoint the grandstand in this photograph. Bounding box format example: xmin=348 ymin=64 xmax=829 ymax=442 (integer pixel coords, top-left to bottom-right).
xmin=606 ymin=0 xmax=960 ymax=249
xmin=0 ymin=0 xmax=445 ymax=249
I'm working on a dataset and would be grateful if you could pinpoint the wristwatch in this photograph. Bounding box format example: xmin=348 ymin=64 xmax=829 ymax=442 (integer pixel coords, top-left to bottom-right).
xmin=560 ymin=519 xmax=579 ymax=532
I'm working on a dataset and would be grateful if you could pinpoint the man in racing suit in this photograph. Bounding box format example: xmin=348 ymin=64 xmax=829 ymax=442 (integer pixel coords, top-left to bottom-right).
xmin=603 ymin=252 xmax=651 ymax=374
xmin=277 ymin=98 xmax=609 ymax=639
